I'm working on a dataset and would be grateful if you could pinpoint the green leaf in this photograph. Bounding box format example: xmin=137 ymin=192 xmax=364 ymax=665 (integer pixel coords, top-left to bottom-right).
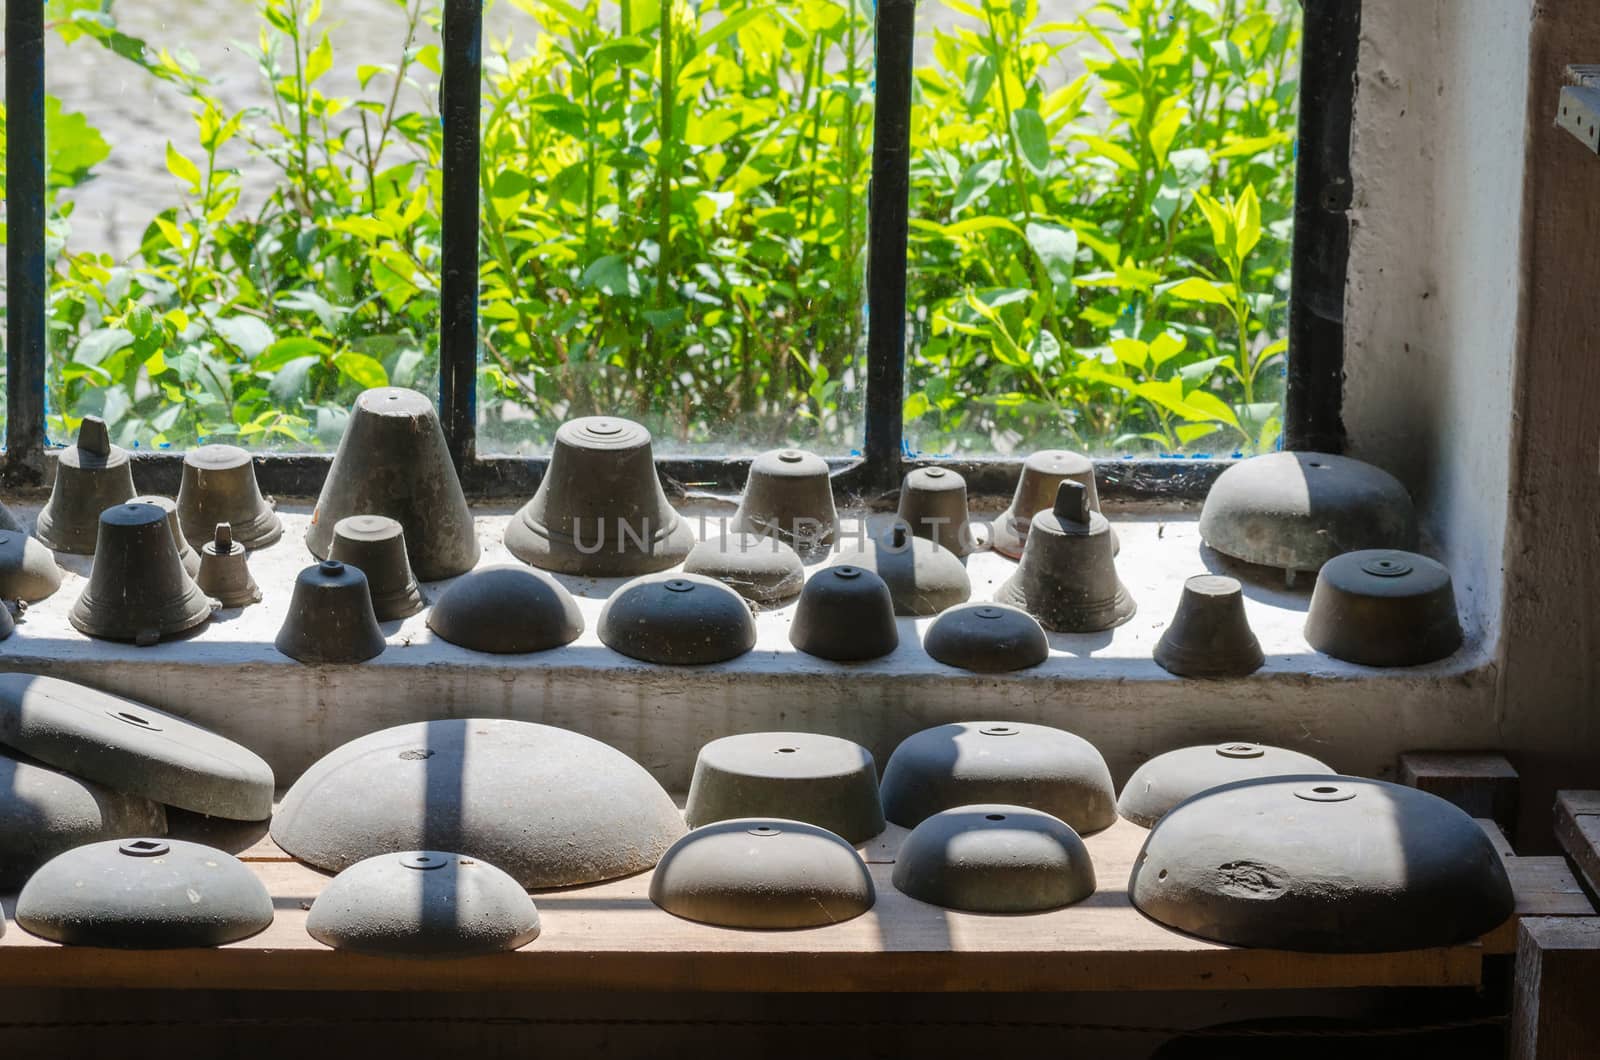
xmin=951 ymin=160 xmax=1005 ymax=215
xmin=305 ymin=33 xmax=333 ymax=83
xmin=962 ymin=55 xmax=996 ymax=112
xmin=1111 ymin=338 xmax=1148 ymax=371
xmin=269 ymin=356 xmax=318 ymax=404
xmin=213 ymin=315 xmax=275 ymax=359
xmin=1025 ymin=222 xmax=1078 ymax=302
xmin=1148 ymin=331 xmax=1188 ymax=368
xmin=74 ymin=327 xmax=134 ymax=367
xmin=1235 ymin=185 xmax=1263 ymax=260
xmin=582 ymin=255 xmax=641 ymax=298
xmin=165 ymin=141 xmax=201 ymax=192
xmin=334 ymin=351 xmax=389 ymax=390
xmin=254 ymin=337 xmax=328 ymax=372
xmin=1164 ymin=277 xmax=1236 ymax=306
xmin=1079 ymin=135 xmax=1138 ymax=171
xmin=1012 ymin=108 xmax=1051 ymax=176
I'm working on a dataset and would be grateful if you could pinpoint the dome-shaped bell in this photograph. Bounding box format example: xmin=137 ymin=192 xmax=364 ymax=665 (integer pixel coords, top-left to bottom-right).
xmin=730 ymin=448 xmax=838 ymax=556
xmin=307 ymin=387 xmax=480 ymax=580
xmin=196 ymin=523 xmax=262 ymax=608
xmin=504 ymin=416 xmax=692 ymax=576
xmin=896 ymin=466 xmax=976 ymax=557
xmin=275 ymin=560 xmax=387 ymax=664
xmin=176 ymin=444 xmax=282 ymax=550
xmin=328 ymin=514 xmax=424 ymax=620
xmin=788 ymin=565 xmax=898 ymax=661
xmin=597 ymin=572 xmax=756 ymax=665
xmin=996 ymin=481 xmax=1134 ymax=632
xmin=130 ymin=494 xmax=202 ymax=578
xmin=426 ymin=565 xmax=583 ymax=654
xmin=0 ymin=527 xmax=62 ymax=602
xmin=0 ymin=601 xmax=14 ymax=642
xmin=35 ymin=416 xmax=137 ymax=554
xmin=832 ymin=522 xmax=971 ymax=616
xmin=892 ymin=805 xmax=1096 ymax=913
xmin=1154 ymin=574 xmax=1264 ymax=677
xmin=1117 ymin=742 xmax=1335 ymax=828
xmin=923 ymin=603 xmax=1049 ymax=673
xmin=1304 ymin=549 xmax=1462 ymax=667
xmin=682 ymin=532 xmax=804 ymax=606
xmin=69 ymin=502 xmax=216 ymax=645
xmin=685 ymin=731 xmax=885 ymax=843
xmin=990 ymin=449 xmax=1107 ymax=559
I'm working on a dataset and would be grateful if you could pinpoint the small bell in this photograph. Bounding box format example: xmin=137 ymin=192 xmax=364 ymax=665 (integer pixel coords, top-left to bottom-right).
xmin=68 ymin=502 xmax=216 ymax=646
xmin=34 ymin=416 xmax=137 ymax=555
xmin=426 ymin=565 xmax=583 ymax=654
xmin=730 ymin=448 xmax=838 ymax=556
xmin=896 ymin=466 xmax=976 ymax=557
xmin=788 ymin=565 xmax=898 ymax=662
xmin=892 ymin=805 xmax=1096 ymax=914
xmin=682 ymin=532 xmax=804 ymax=606
xmin=0 ymin=528 xmax=63 ymax=602
xmin=923 ymin=603 xmax=1049 ymax=673
xmin=327 ymin=514 xmax=424 ymax=620
xmin=1153 ymin=574 xmax=1264 ymax=677
xmin=176 ymin=444 xmax=282 ymax=550
xmin=131 ymin=495 xmax=202 ymax=579
xmin=1304 ymin=549 xmax=1462 ymax=667
xmin=196 ymin=523 xmax=262 ymax=609
xmin=685 ymin=731 xmax=886 ymax=843
xmin=996 ymin=481 xmax=1134 ymax=633
xmin=989 ymin=449 xmax=1106 ymax=559
xmin=832 ymin=522 xmax=970 ymax=616
xmin=274 ymin=560 xmax=387 ymax=665
xmin=597 ymin=573 xmax=756 ymax=665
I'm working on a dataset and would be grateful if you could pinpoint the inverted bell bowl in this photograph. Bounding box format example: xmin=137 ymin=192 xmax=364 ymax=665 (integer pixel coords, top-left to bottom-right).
xmin=598 ymin=572 xmax=756 ymax=665
xmin=923 ymin=603 xmax=1049 ymax=673
xmin=788 ymin=565 xmax=899 ymax=661
xmin=832 ymin=522 xmax=971 ymax=616
xmin=1304 ymin=549 xmax=1463 ymax=667
xmin=685 ymin=731 xmax=885 ymax=843
xmin=892 ymin=804 xmax=1096 ymax=913
xmin=1130 ymin=775 xmax=1515 ymax=951
xmin=682 ymin=532 xmax=804 ymax=606
xmin=0 ymin=527 xmax=63 ymax=603
xmin=426 ymin=564 xmax=584 ymax=654
xmin=1116 ymin=742 xmax=1336 ymax=828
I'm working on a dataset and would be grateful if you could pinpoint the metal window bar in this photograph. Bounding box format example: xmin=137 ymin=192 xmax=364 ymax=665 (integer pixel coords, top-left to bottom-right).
xmin=2 ymin=0 xmax=1356 ymax=503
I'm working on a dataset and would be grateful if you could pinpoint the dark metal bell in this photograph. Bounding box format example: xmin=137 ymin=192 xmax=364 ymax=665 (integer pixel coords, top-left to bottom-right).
xmin=307 ymin=387 xmax=480 ymax=580
xmin=69 ymin=502 xmax=216 ymax=645
xmin=896 ymin=466 xmax=976 ymax=557
xmin=196 ymin=523 xmax=262 ymax=608
xmin=995 ymin=481 xmax=1134 ymax=632
xmin=131 ymin=494 xmax=202 ymax=578
xmin=1153 ymin=574 xmax=1264 ymax=677
xmin=0 ymin=598 xmax=14 ymax=641
xmin=788 ymin=565 xmax=898 ymax=661
xmin=0 ymin=527 xmax=63 ymax=602
xmin=597 ymin=572 xmax=756 ymax=665
xmin=34 ymin=416 xmax=137 ymax=554
xmin=922 ymin=603 xmax=1049 ymax=673
xmin=1304 ymin=549 xmax=1462 ymax=667
xmin=892 ymin=805 xmax=1096 ymax=913
xmin=685 ymin=731 xmax=886 ymax=843
xmin=176 ymin=443 xmax=283 ymax=550
xmin=730 ymin=448 xmax=839 ymax=555
xmin=989 ymin=449 xmax=1105 ymax=559
xmin=274 ymin=559 xmax=387 ymax=664
xmin=328 ymin=514 xmax=424 ymax=620
xmin=426 ymin=564 xmax=584 ymax=654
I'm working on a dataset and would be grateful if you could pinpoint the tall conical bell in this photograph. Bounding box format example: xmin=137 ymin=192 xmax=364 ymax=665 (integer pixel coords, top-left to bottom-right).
xmin=0 ymin=528 xmax=63 ymax=602
xmin=176 ymin=444 xmax=282 ymax=550
xmin=306 ymin=387 xmax=479 ymax=580
xmin=1154 ymin=574 xmax=1264 ymax=677
xmin=131 ymin=495 xmax=201 ymax=579
xmin=69 ymin=502 xmax=216 ymax=645
xmin=990 ymin=449 xmax=1111 ymax=559
xmin=275 ymin=560 xmax=387 ymax=665
xmin=328 ymin=515 xmax=424 ymax=620
xmin=35 ymin=416 xmax=137 ymax=555
xmin=196 ymin=524 xmax=261 ymax=608
xmin=896 ymin=467 xmax=975 ymax=557
xmin=996 ymin=481 xmax=1134 ymax=632
xmin=504 ymin=416 xmax=693 ymax=576
xmin=731 ymin=448 xmax=838 ymax=555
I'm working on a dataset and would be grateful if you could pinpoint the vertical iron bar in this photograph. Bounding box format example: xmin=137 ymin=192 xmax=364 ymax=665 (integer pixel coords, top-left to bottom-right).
xmin=439 ymin=0 xmax=482 ymax=471
xmin=6 ymin=0 xmax=48 ymax=483
xmin=1285 ymin=0 xmax=1359 ymax=453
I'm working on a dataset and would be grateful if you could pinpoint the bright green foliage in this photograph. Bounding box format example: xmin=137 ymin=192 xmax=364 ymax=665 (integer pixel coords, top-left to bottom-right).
xmin=13 ymin=0 xmax=1298 ymax=454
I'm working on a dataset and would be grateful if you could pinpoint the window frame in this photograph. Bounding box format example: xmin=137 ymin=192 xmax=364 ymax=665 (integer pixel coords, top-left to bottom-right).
xmin=2 ymin=0 xmax=1357 ymax=503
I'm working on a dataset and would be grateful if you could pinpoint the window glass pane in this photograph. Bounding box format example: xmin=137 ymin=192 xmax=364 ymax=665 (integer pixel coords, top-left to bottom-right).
xmin=43 ymin=0 xmax=442 ymax=452
xmin=903 ymin=0 xmax=1298 ymax=458
xmin=475 ymin=0 xmax=870 ymax=457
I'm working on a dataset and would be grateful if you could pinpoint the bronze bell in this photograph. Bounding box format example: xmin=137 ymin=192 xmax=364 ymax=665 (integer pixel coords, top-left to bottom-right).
xmin=1153 ymin=574 xmax=1264 ymax=677
xmin=789 ymin=565 xmax=898 ymax=661
xmin=35 ymin=417 xmax=137 ymax=555
xmin=504 ymin=416 xmax=693 ymax=576
xmin=307 ymin=387 xmax=479 ymax=580
xmin=989 ymin=449 xmax=1105 ymax=559
xmin=131 ymin=495 xmax=202 ymax=579
xmin=327 ymin=515 xmax=423 ymax=621
xmin=176 ymin=444 xmax=282 ymax=551
xmin=0 ymin=529 xmax=63 ymax=603
xmin=1304 ymin=549 xmax=1462 ymax=667
xmin=69 ymin=502 xmax=216 ymax=645
xmin=996 ymin=481 xmax=1134 ymax=632
xmin=196 ymin=524 xmax=261 ymax=609
xmin=896 ymin=467 xmax=975 ymax=557
xmin=731 ymin=448 xmax=838 ymax=556
xmin=275 ymin=560 xmax=387 ymax=665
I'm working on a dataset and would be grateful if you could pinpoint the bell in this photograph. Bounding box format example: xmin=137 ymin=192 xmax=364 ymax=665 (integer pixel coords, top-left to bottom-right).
xmin=1153 ymin=574 xmax=1264 ymax=677
xmin=892 ymin=805 xmax=1096 ymax=913
xmin=788 ymin=565 xmax=898 ymax=661
xmin=685 ymin=731 xmax=886 ymax=843
xmin=597 ymin=572 xmax=756 ymax=665
xmin=1199 ymin=451 xmax=1417 ymax=586
xmin=1304 ymin=549 xmax=1462 ymax=667
xmin=307 ymin=387 xmax=480 ymax=580
xmin=1117 ymin=742 xmax=1335 ymax=828
xmin=327 ymin=514 xmax=424 ymax=621
xmin=34 ymin=416 xmax=137 ymax=554
xmin=131 ymin=494 xmax=202 ymax=578
xmin=69 ymin=502 xmax=216 ymax=645
xmin=0 ymin=499 xmax=24 ymax=533
xmin=196 ymin=523 xmax=262 ymax=608
xmin=682 ymin=531 xmax=804 ymax=606
xmin=923 ymin=603 xmax=1049 ymax=673
xmin=504 ymin=416 xmax=693 ymax=576
xmin=730 ymin=448 xmax=838 ymax=555
xmin=426 ymin=565 xmax=583 ymax=654
xmin=996 ymin=481 xmax=1134 ymax=632
xmin=0 ymin=600 xmax=14 ymax=642
xmin=176 ymin=443 xmax=283 ymax=550
xmin=896 ymin=466 xmax=976 ymax=557
xmin=989 ymin=449 xmax=1105 ymax=559
xmin=832 ymin=521 xmax=971 ymax=616
xmin=0 ymin=527 xmax=60 ymax=602
xmin=275 ymin=560 xmax=387 ymax=664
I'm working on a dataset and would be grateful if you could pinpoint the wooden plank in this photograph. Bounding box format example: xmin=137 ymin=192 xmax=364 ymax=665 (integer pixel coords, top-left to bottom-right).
xmin=1485 ymin=856 xmax=1596 ymax=955
xmin=1400 ymin=752 xmax=1520 ymax=838
xmin=1553 ymin=790 xmax=1600 ymax=898
xmin=1513 ymin=917 xmax=1600 ymax=1060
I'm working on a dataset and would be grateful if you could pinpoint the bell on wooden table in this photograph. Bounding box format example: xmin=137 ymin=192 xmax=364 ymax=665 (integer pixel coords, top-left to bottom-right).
xmin=1116 ymin=742 xmax=1335 ymax=828
xmin=831 ymin=521 xmax=971 ymax=617
xmin=195 ymin=523 xmax=262 ymax=608
xmin=996 ymin=481 xmax=1134 ymax=633
xmin=788 ymin=565 xmax=898 ymax=661
xmin=328 ymin=514 xmax=424 ymax=621
xmin=896 ymin=466 xmax=976 ymax=557
xmin=69 ymin=502 xmax=216 ymax=645
xmin=426 ymin=565 xmax=583 ymax=654
xmin=274 ymin=559 xmax=387 ymax=664
xmin=730 ymin=448 xmax=838 ymax=556
xmin=685 ymin=731 xmax=886 ymax=843
xmin=34 ymin=416 xmax=137 ymax=555
xmin=892 ymin=805 xmax=1096 ymax=914
xmin=130 ymin=494 xmax=202 ymax=578
xmin=682 ymin=531 xmax=804 ymax=607
xmin=1304 ymin=549 xmax=1463 ymax=667
xmin=1153 ymin=574 xmax=1264 ymax=678
xmin=0 ymin=528 xmax=62 ymax=603
xmin=990 ymin=449 xmax=1111 ymax=559
xmin=923 ymin=603 xmax=1049 ymax=674
xmin=598 ymin=572 xmax=756 ymax=665
xmin=176 ymin=443 xmax=282 ymax=550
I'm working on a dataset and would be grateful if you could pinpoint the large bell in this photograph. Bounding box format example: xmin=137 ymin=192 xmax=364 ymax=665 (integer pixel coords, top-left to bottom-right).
xmin=275 ymin=560 xmax=387 ymax=664
xmin=504 ymin=416 xmax=693 ymax=576
xmin=597 ymin=572 xmax=756 ymax=665
xmin=0 ymin=527 xmax=63 ymax=602
xmin=685 ymin=731 xmax=886 ymax=843
xmin=923 ymin=603 xmax=1049 ymax=673
xmin=896 ymin=466 xmax=976 ymax=557
xmin=1117 ymin=742 xmax=1336 ymax=828
xmin=730 ymin=448 xmax=839 ymax=555
xmin=832 ymin=522 xmax=971 ymax=616
xmin=788 ymin=565 xmax=899 ymax=661
xmin=131 ymin=494 xmax=202 ymax=578
xmin=307 ymin=387 xmax=480 ymax=580
xmin=1153 ymin=574 xmax=1264 ymax=677
xmin=989 ymin=449 xmax=1105 ymax=559
xmin=176 ymin=443 xmax=283 ymax=550
xmin=1304 ymin=549 xmax=1462 ymax=667
xmin=996 ymin=481 xmax=1134 ymax=632
xmin=892 ymin=805 xmax=1096 ymax=913
xmin=34 ymin=416 xmax=137 ymax=554
xmin=195 ymin=523 xmax=262 ymax=608
xmin=426 ymin=565 xmax=584 ymax=654
xmin=69 ymin=502 xmax=216 ymax=645
xmin=327 ymin=514 xmax=424 ymax=620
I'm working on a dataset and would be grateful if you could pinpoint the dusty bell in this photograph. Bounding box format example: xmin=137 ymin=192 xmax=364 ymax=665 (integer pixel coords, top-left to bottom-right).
xmin=788 ymin=565 xmax=898 ymax=662
xmin=328 ymin=514 xmax=424 ymax=620
xmin=896 ymin=466 xmax=976 ymax=557
xmin=923 ymin=603 xmax=1049 ymax=673
xmin=275 ymin=559 xmax=387 ymax=665
xmin=892 ymin=805 xmax=1096 ymax=914
xmin=131 ymin=495 xmax=202 ymax=579
xmin=597 ymin=572 xmax=756 ymax=665
xmin=196 ymin=523 xmax=261 ymax=608
xmin=35 ymin=416 xmax=137 ymax=555
xmin=730 ymin=448 xmax=838 ymax=555
xmin=0 ymin=528 xmax=63 ymax=602
xmin=1304 ymin=549 xmax=1462 ymax=667
xmin=69 ymin=502 xmax=216 ymax=646
xmin=176 ymin=444 xmax=282 ymax=550
xmin=682 ymin=531 xmax=804 ymax=607
xmin=504 ymin=416 xmax=692 ymax=576
xmin=0 ymin=599 xmax=14 ymax=642
xmin=996 ymin=481 xmax=1134 ymax=633
xmin=1117 ymin=742 xmax=1335 ymax=828
xmin=426 ymin=565 xmax=584 ymax=654
xmin=990 ymin=449 xmax=1106 ymax=559
xmin=1153 ymin=574 xmax=1264 ymax=677
xmin=685 ymin=731 xmax=886 ymax=844
xmin=832 ymin=521 xmax=971 ymax=616
xmin=307 ymin=387 xmax=480 ymax=580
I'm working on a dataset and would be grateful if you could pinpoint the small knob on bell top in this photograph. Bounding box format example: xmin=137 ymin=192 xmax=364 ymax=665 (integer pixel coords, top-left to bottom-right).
xmin=1053 ymin=480 xmax=1091 ymax=525
xmin=77 ymin=416 xmax=111 ymax=457
xmin=213 ymin=522 xmax=235 ymax=555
